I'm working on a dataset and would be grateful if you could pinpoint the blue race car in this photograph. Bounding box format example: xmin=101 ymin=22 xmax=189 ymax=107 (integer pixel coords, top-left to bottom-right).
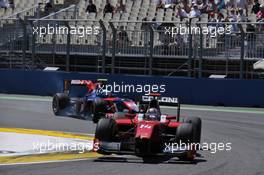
xmin=52 ymin=79 xmax=139 ymax=123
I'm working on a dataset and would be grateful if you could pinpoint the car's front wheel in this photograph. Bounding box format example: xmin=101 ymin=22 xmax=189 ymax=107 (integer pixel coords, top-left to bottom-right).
xmin=95 ymin=118 xmax=117 ymax=155
xmin=95 ymin=118 xmax=116 ymax=141
xmin=184 ymin=116 xmax=202 ymax=144
xmin=176 ymin=123 xmax=196 ymax=161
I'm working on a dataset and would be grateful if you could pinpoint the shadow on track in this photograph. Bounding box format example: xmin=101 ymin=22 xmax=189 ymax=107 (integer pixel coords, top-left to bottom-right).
xmin=94 ymin=155 xmax=207 ymax=165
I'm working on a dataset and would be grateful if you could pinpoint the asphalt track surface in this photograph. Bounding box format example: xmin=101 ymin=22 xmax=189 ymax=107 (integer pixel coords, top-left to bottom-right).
xmin=0 ymin=95 xmax=264 ymax=175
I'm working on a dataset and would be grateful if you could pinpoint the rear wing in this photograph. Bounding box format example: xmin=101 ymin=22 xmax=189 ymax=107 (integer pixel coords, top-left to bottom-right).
xmin=70 ymin=79 xmax=108 ymax=85
xmin=141 ymin=93 xmax=179 ymax=104
xmin=139 ymin=93 xmax=181 ymax=122
xmin=63 ymin=79 xmax=108 ymax=92
xmin=70 ymin=80 xmax=91 ymax=85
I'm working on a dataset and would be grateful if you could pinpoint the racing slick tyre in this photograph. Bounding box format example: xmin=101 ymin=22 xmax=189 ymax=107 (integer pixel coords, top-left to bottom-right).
xmin=52 ymin=93 xmax=69 ymax=115
xmin=184 ymin=116 xmax=202 ymax=144
xmin=176 ymin=123 xmax=194 ymax=144
xmin=91 ymin=99 xmax=108 ymax=123
xmin=95 ymin=118 xmax=117 ymax=155
xmin=95 ymin=118 xmax=116 ymax=141
xmin=176 ymin=123 xmax=195 ymax=161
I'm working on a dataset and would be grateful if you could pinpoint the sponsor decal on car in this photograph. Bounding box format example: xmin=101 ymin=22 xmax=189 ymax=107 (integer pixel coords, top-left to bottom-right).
xmin=142 ymin=96 xmax=178 ymax=104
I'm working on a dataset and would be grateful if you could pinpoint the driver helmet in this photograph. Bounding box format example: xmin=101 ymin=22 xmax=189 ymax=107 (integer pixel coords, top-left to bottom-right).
xmin=146 ymin=108 xmax=160 ymax=120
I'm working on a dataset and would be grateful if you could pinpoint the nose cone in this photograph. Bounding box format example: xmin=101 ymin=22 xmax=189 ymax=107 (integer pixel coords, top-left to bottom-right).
xmin=135 ymin=121 xmax=159 ymax=139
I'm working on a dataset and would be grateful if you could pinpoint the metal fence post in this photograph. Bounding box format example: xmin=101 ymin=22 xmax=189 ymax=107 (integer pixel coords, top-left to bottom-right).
xmin=99 ymin=20 xmax=106 ymax=73
xmin=30 ymin=20 xmax=36 ymax=68
xmin=73 ymin=5 xmax=77 ymax=19
xmin=149 ymin=25 xmax=154 ymax=75
xmin=37 ymin=4 xmax=40 ymax=19
xmin=187 ymin=19 xmax=193 ymax=77
xmin=19 ymin=18 xmax=27 ymax=70
xmin=224 ymin=33 xmax=230 ymax=77
xmin=198 ymin=24 xmax=203 ymax=78
xmin=109 ymin=22 xmax=116 ymax=74
xmin=238 ymin=24 xmax=245 ymax=79
xmin=66 ymin=21 xmax=71 ymax=72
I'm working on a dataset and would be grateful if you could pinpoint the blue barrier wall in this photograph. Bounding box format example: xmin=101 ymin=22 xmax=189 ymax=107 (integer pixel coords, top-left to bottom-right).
xmin=0 ymin=69 xmax=263 ymax=107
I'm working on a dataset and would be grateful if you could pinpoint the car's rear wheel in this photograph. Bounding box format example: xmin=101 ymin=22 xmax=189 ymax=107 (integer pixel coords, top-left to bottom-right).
xmin=52 ymin=93 xmax=69 ymax=115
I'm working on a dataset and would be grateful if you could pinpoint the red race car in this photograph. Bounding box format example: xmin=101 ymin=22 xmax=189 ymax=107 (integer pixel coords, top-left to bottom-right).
xmin=93 ymin=94 xmax=202 ymax=161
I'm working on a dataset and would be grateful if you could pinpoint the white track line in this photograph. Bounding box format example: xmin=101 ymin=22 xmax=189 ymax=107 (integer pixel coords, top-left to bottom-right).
xmin=0 ymin=158 xmax=90 ymax=166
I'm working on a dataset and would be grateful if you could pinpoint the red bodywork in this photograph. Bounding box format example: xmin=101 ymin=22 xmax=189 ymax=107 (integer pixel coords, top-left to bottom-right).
xmin=113 ymin=114 xmax=180 ymax=140
xmin=94 ymin=97 xmax=198 ymax=160
xmin=93 ymin=113 xmax=196 ymax=158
